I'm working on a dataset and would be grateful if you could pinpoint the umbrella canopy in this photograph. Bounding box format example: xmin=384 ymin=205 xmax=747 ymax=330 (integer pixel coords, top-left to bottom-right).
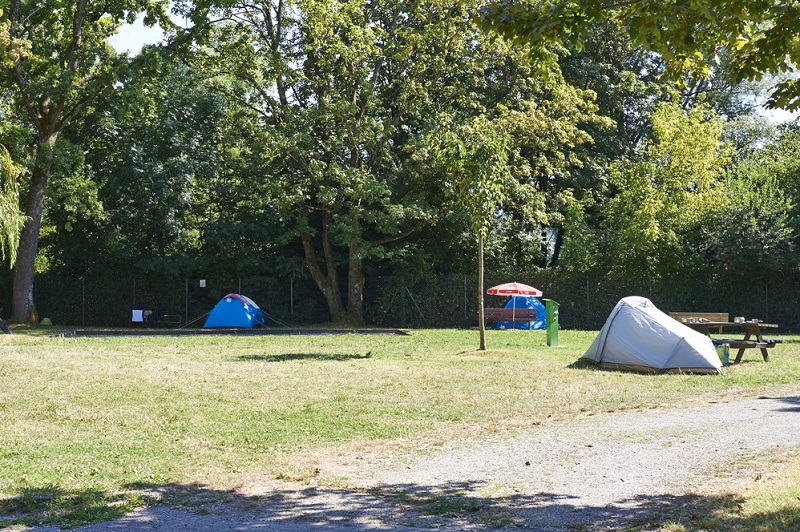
xmin=487 ymin=282 xmax=543 ymax=297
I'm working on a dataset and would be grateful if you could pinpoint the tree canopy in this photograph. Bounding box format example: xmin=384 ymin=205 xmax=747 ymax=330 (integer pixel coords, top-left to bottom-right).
xmin=480 ymin=0 xmax=800 ymax=109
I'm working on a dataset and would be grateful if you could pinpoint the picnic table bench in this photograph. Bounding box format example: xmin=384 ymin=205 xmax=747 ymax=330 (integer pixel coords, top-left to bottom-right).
xmin=483 ymin=307 xmax=537 ymax=324
xmin=669 ymin=312 xmax=729 ymax=333
xmin=687 ymin=321 xmax=782 ymax=364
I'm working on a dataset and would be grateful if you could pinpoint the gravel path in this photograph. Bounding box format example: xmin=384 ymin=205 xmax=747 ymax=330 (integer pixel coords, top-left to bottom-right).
xmin=20 ymin=391 xmax=800 ymax=531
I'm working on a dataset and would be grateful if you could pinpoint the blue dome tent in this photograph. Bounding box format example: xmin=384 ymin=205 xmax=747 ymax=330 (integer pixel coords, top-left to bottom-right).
xmin=204 ymin=293 xmax=266 ymax=328
xmin=492 ymin=296 xmax=546 ymax=330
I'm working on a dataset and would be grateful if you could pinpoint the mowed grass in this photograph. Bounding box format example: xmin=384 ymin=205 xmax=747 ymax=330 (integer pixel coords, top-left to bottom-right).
xmin=2 ymin=328 xmax=800 ymax=529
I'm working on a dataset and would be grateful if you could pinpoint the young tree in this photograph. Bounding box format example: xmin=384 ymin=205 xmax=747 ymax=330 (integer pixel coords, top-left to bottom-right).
xmin=435 ymin=117 xmax=511 ymax=349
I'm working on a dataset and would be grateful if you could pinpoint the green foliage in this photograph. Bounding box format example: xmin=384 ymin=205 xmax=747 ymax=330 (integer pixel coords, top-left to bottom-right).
xmin=45 ymin=142 xmax=104 ymax=234
xmin=480 ymin=0 xmax=800 ymax=110
xmin=712 ymin=172 xmax=795 ymax=270
xmin=0 ymin=0 xmax=171 ymax=127
xmin=0 ymin=145 xmax=26 ymax=266
xmin=706 ymin=125 xmax=800 ymax=271
xmin=0 ymin=0 xmax=175 ymax=321
xmin=492 ymin=76 xmax=611 ymax=268
xmin=436 ymin=116 xmax=512 ymax=237
xmin=598 ymin=102 xmax=729 ymax=278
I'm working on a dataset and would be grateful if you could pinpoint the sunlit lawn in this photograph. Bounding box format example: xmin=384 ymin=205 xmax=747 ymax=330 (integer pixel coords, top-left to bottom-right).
xmin=2 ymin=327 xmax=800 ymax=529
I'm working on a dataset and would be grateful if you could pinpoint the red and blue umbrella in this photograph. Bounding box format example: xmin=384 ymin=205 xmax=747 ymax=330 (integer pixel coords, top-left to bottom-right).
xmin=487 ymin=282 xmax=543 ymax=327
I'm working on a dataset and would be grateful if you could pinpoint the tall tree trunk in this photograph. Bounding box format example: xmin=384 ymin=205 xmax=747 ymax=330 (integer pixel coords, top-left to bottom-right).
xmin=300 ymin=214 xmax=346 ymax=322
xmin=12 ymin=133 xmax=57 ymax=324
xmin=478 ymin=232 xmax=486 ymax=350
xmin=347 ymin=245 xmax=365 ymax=325
xmin=550 ymin=225 xmax=565 ymax=267
xmin=346 ymin=215 xmax=365 ymax=325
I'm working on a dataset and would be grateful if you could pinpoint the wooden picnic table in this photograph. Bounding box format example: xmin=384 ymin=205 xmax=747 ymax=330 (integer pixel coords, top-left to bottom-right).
xmin=683 ymin=321 xmax=781 ymax=364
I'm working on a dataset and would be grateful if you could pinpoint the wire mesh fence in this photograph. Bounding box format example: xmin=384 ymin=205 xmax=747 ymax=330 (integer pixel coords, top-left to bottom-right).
xmin=3 ymin=267 xmax=799 ymax=330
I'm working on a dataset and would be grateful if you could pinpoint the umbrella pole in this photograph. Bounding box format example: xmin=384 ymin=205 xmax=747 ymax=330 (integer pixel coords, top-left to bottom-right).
xmin=512 ymin=297 xmax=516 ymax=331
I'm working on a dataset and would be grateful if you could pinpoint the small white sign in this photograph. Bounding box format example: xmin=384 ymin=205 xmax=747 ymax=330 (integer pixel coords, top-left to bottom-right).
xmin=199 ymin=279 xmax=206 ymax=287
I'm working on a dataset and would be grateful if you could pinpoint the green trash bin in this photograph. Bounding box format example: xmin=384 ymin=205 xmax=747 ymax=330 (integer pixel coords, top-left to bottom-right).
xmin=544 ymin=299 xmax=559 ymax=347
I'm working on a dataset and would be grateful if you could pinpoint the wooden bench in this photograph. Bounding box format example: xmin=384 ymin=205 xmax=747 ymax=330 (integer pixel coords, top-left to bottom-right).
xmin=669 ymin=312 xmax=729 ymax=333
xmin=483 ymin=308 xmax=537 ymax=324
xmin=728 ymin=339 xmax=783 ymax=348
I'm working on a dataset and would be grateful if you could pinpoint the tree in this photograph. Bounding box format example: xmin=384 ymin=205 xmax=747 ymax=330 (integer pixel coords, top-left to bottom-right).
xmin=182 ymin=0 xmax=604 ymax=324
xmin=704 ymin=124 xmax=799 ymax=272
xmin=480 ymin=0 xmax=800 ymax=110
xmin=432 ymin=116 xmax=511 ymax=349
xmin=491 ymin=79 xmax=610 ymax=269
xmin=597 ymin=102 xmax=729 ymax=280
xmin=63 ymin=58 xmax=235 ymax=279
xmin=181 ymin=0 xmax=456 ymax=323
xmin=0 ymin=0 xmax=171 ymax=323
xmin=709 ymin=171 xmax=795 ymax=272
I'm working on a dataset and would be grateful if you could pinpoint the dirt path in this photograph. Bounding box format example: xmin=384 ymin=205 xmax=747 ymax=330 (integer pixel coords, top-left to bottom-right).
xmin=23 ymin=391 xmax=800 ymax=531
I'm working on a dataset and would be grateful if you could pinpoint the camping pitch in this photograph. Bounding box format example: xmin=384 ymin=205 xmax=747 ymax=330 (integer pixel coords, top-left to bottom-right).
xmin=204 ymin=294 xmax=266 ymax=328
xmin=582 ymin=296 xmax=722 ymax=374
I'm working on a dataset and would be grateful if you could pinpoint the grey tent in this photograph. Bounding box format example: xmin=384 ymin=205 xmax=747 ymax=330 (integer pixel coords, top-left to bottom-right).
xmin=582 ymin=296 xmax=722 ymax=374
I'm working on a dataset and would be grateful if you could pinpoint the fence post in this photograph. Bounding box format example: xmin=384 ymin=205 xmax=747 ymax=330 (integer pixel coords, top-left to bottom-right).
xmin=82 ymin=278 xmax=86 ymax=326
xmin=464 ymin=275 xmax=468 ymax=318
xmin=586 ymin=277 xmax=590 ymax=329
xmin=185 ymin=279 xmax=189 ymax=324
xmin=290 ymin=279 xmax=294 ymax=316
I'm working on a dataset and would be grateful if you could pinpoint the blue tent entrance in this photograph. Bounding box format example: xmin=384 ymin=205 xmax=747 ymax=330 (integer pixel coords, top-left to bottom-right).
xmin=203 ymin=293 xmax=266 ymax=328
xmin=492 ymin=296 xmax=546 ymax=330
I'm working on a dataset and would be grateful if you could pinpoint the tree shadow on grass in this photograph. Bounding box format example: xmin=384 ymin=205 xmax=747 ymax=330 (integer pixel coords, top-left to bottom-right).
xmin=4 ymin=479 xmax=800 ymax=531
xmin=767 ymin=395 xmax=800 ymax=412
xmin=0 ymin=485 xmax=148 ymax=529
xmin=234 ymin=353 xmax=373 ymax=362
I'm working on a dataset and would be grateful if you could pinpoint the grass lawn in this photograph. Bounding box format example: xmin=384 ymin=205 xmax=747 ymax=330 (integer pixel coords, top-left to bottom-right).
xmin=2 ymin=327 xmax=800 ymax=529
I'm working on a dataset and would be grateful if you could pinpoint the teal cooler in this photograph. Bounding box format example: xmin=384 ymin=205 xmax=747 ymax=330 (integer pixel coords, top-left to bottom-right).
xmin=543 ymin=299 xmax=559 ymax=347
